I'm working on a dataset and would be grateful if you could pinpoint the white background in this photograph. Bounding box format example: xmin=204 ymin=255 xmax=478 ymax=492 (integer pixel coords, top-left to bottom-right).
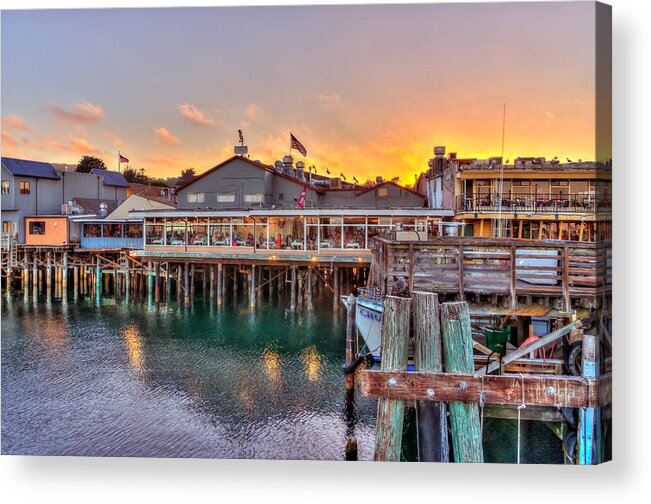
xmin=1 ymin=0 xmax=648 ymax=502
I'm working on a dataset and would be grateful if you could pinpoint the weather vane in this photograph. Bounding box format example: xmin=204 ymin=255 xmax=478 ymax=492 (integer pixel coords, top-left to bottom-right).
xmin=238 ymin=129 xmax=244 ymax=146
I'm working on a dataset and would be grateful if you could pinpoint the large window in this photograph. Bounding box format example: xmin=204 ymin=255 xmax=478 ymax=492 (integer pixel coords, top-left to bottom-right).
xmin=217 ymin=192 xmax=236 ymax=203
xmin=2 ymin=221 xmax=16 ymax=234
xmin=1 ymin=180 xmax=9 ymax=194
xmin=102 ymin=223 xmax=122 ymax=238
xmin=145 ymin=220 xmax=164 ymax=244
xmin=19 ymin=180 xmax=30 ymax=195
xmin=166 ymin=219 xmax=186 ymax=245
xmin=231 ymin=217 xmax=255 ymax=246
xmin=209 ymin=217 xmax=231 ymax=246
xmin=29 ymin=221 xmax=45 ymax=235
xmin=188 ymin=218 xmax=208 ymax=245
xmin=125 ymin=223 xmax=143 ymax=238
xmin=187 ymin=192 xmax=205 ymax=204
xmin=83 ymin=224 xmax=101 ymax=238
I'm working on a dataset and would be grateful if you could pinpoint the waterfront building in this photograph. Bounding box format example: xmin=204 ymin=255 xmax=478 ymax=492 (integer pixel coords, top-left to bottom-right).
xmin=417 ymin=148 xmax=611 ymax=242
xmin=74 ymin=194 xmax=175 ymax=250
xmin=1 ymin=157 xmax=130 ymax=243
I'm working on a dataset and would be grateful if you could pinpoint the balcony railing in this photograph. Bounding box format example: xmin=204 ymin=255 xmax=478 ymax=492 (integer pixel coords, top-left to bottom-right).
xmin=456 ymin=192 xmax=611 ymax=214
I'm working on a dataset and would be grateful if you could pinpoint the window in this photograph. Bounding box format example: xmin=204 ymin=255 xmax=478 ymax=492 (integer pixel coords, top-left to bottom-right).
xmin=244 ymin=193 xmax=264 ymax=203
xmin=278 ymin=193 xmax=284 ymax=201
xmin=83 ymin=224 xmax=101 ymax=238
xmin=102 ymin=223 xmax=122 ymax=238
xmin=1 ymin=180 xmax=9 ymax=194
xmin=3 ymin=221 xmax=16 ymax=234
xmin=216 ymin=192 xmax=236 ymax=203
xmin=125 ymin=223 xmax=143 ymax=238
xmin=551 ymin=180 xmax=569 ymax=186
xmin=377 ymin=187 xmax=389 ymax=198
xmin=513 ymin=180 xmax=531 ymax=186
xmin=29 ymin=221 xmax=46 ymax=235
xmin=187 ymin=192 xmax=205 ymax=203
xmin=19 ymin=180 xmax=30 ymax=195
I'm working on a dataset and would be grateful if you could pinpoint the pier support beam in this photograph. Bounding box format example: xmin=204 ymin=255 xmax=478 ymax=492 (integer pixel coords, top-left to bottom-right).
xmin=95 ymin=256 xmax=101 ymax=305
xmin=413 ymin=292 xmax=449 ymax=462
xmin=154 ymin=262 xmax=160 ymax=303
xmin=176 ymin=265 xmax=182 ymax=302
xmin=62 ymin=252 xmax=68 ymax=297
xmin=46 ymin=252 xmax=52 ymax=296
xmin=374 ymin=296 xmax=411 ymax=461
xmin=209 ymin=265 xmax=215 ymax=302
xmin=73 ymin=266 xmax=79 ymax=299
xmin=290 ymin=266 xmax=297 ymax=311
xmin=217 ymin=263 xmax=223 ymax=306
xmin=306 ymin=267 xmax=313 ymax=311
xmin=184 ymin=263 xmax=190 ymax=306
xmin=441 ymin=301 xmax=484 ymax=463
xmin=250 ymin=265 xmax=256 ymax=308
xmin=125 ymin=263 xmax=130 ymax=305
xmin=32 ymin=253 xmax=38 ymax=298
xmin=147 ymin=261 xmax=153 ymax=304
xmin=190 ymin=264 xmax=195 ymax=302
xmin=333 ymin=267 xmax=340 ymax=310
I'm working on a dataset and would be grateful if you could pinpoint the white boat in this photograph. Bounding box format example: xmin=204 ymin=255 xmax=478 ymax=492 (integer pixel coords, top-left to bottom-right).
xmin=354 ymin=287 xmax=384 ymax=360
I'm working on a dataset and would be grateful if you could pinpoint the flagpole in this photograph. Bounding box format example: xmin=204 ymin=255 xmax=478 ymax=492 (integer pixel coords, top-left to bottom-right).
xmin=117 ymin=150 xmax=120 ymax=173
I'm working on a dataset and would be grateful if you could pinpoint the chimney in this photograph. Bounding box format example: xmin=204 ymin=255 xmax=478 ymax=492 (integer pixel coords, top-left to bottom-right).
xmin=432 ymin=146 xmax=446 ymax=177
xmin=295 ymin=161 xmax=305 ymax=181
xmin=274 ymin=160 xmax=284 ymax=172
xmin=282 ymin=155 xmax=294 ymax=176
xmin=376 ymin=176 xmax=383 ymax=184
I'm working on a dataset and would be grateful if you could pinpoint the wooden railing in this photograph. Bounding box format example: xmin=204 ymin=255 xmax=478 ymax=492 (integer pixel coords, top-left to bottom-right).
xmin=456 ymin=192 xmax=611 ymax=214
xmin=370 ymin=236 xmax=611 ymax=309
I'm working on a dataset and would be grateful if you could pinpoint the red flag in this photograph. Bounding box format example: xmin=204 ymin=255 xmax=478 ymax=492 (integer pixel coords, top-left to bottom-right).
xmin=296 ymin=187 xmax=306 ymax=209
xmin=290 ymin=133 xmax=307 ymax=157
xmin=119 ymin=154 xmax=129 ymax=163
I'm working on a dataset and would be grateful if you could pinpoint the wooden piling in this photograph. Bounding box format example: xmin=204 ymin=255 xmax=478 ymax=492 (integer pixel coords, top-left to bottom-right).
xmin=440 ymin=301 xmax=484 ymax=463
xmin=217 ymin=263 xmax=223 ymax=306
xmin=413 ymin=291 xmax=449 ymax=462
xmin=290 ymin=266 xmax=297 ymax=311
xmin=190 ymin=264 xmax=195 ymax=301
xmin=250 ymin=265 xmax=256 ymax=307
xmin=306 ymin=267 xmax=313 ymax=310
xmin=345 ymin=294 xmax=357 ymax=392
xmin=73 ymin=266 xmax=79 ymax=298
xmin=184 ymin=262 xmax=190 ymax=306
xmin=32 ymin=253 xmax=38 ymax=298
xmin=176 ymin=265 xmax=182 ymax=302
xmin=578 ymin=330 xmax=600 ymax=465
xmin=209 ymin=265 xmax=215 ymax=301
xmin=95 ymin=256 xmax=101 ymax=305
xmin=333 ymin=267 xmax=340 ymax=310
xmin=373 ymin=295 xmax=411 ymax=462
xmin=345 ymin=436 xmax=358 ymax=461
xmin=46 ymin=252 xmax=52 ymax=295
xmin=154 ymin=262 xmax=160 ymax=303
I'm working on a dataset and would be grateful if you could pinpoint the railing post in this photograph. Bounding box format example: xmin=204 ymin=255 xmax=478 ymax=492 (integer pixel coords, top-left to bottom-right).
xmin=562 ymin=246 xmax=571 ymax=311
xmin=510 ymin=246 xmax=517 ymax=310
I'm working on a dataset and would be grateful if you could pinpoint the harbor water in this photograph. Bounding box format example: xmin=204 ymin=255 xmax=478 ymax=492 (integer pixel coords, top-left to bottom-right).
xmin=2 ymin=291 xmax=562 ymax=462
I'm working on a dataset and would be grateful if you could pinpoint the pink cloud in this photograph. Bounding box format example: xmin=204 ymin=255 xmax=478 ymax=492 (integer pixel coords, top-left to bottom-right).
xmin=245 ymin=103 xmax=264 ymax=120
xmin=155 ymin=127 xmax=180 ymax=145
xmin=52 ymin=100 xmax=105 ymax=123
xmin=178 ymin=103 xmax=215 ymax=126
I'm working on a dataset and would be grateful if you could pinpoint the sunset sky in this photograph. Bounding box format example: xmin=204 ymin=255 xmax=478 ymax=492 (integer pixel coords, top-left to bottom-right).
xmin=1 ymin=2 xmax=597 ymax=182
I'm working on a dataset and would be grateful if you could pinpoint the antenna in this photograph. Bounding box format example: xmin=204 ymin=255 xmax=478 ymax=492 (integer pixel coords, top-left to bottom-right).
xmin=498 ymin=103 xmax=506 ymax=238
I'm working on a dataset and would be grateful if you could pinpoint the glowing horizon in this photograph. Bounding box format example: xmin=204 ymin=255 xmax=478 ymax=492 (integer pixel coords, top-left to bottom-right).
xmin=1 ymin=3 xmax=598 ymax=183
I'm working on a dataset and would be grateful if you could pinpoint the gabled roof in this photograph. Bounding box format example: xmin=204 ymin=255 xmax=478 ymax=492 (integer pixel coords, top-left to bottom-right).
xmin=355 ymin=180 xmax=425 ymax=198
xmin=175 ymin=155 xmax=325 ymax=194
xmin=90 ymin=169 xmax=130 ymax=187
xmin=1 ymin=157 xmax=61 ymax=180
xmin=107 ymin=194 xmax=175 ymax=220
xmin=73 ymin=198 xmax=121 ymax=216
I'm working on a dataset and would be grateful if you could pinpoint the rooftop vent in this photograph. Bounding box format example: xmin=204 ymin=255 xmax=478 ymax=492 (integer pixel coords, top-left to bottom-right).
xmin=99 ymin=202 xmax=108 ymax=217
xmin=434 ymin=146 xmax=446 ymax=157
xmin=376 ymin=176 xmax=383 ymax=184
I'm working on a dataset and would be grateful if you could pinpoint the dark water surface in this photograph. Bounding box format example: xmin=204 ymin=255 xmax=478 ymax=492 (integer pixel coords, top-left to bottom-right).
xmin=2 ymin=292 xmax=561 ymax=462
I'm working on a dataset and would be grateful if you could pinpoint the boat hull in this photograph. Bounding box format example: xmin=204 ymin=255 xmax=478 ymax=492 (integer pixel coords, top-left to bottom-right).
xmin=355 ymin=299 xmax=383 ymax=359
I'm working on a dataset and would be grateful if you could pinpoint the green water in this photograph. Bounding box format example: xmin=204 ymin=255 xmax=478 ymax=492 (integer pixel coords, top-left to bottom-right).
xmin=1 ymin=290 xmax=562 ymax=462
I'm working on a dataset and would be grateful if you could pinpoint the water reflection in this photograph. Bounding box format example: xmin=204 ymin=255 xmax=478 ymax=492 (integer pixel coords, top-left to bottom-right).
xmin=2 ymin=293 xmax=378 ymax=460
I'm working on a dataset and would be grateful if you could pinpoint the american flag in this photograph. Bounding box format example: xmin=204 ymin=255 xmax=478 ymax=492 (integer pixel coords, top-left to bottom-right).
xmin=119 ymin=153 xmax=129 ymax=163
xmin=290 ymin=133 xmax=307 ymax=157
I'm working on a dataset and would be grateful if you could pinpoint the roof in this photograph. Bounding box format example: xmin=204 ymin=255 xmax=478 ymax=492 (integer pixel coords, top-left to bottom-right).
xmin=90 ymin=169 xmax=130 ymax=187
xmin=107 ymin=194 xmax=175 ymax=220
xmin=73 ymin=198 xmax=121 ymax=216
xmin=175 ymin=155 xmax=325 ymax=194
xmin=128 ymin=182 xmax=173 ymax=204
xmin=1 ymin=157 xmax=61 ymax=180
xmin=356 ymin=180 xmax=425 ymax=198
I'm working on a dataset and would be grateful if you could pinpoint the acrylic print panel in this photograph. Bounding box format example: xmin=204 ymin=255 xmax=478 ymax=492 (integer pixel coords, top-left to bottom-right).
xmin=0 ymin=1 xmax=611 ymax=464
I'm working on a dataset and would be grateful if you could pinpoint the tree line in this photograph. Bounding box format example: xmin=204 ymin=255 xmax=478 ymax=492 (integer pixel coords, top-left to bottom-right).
xmin=75 ymin=155 xmax=197 ymax=188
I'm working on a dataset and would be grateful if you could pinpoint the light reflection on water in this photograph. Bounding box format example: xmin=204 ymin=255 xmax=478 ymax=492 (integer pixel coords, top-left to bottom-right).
xmin=1 ymin=293 xmax=377 ymax=460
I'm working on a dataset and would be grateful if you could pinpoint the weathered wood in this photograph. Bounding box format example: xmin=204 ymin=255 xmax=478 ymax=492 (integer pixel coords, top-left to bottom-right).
xmin=184 ymin=262 xmax=190 ymax=306
xmin=306 ymin=267 xmax=313 ymax=310
xmin=374 ymin=295 xmax=411 ymax=462
xmin=478 ymin=320 xmax=581 ymax=375
xmin=290 ymin=266 xmax=297 ymax=311
xmin=217 ymin=263 xmax=223 ymax=306
xmin=250 ymin=265 xmax=256 ymax=307
xmin=412 ymin=291 xmax=449 ymax=462
xmin=209 ymin=265 xmax=215 ymax=301
xmin=361 ymin=371 xmax=603 ymax=408
xmin=440 ymin=301 xmax=483 ymax=463
xmin=345 ymin=294 xmax=357 ymax=392
xmin=154 ymin=262 xmax=161 ymax=303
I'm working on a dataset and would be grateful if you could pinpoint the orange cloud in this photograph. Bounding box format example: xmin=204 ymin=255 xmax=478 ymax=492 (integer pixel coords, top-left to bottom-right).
xmin=52 ymin=100 xmax=105 ymax=123
xmin=40 ymin=136 xmax=102 ymax=156
xmin=155 ymin=127 xmax=180 ymax=145
xmin=178 ymin=103 xmax=215 ymax=126
xmin=2 ymin=114 xmax=31 ymax=131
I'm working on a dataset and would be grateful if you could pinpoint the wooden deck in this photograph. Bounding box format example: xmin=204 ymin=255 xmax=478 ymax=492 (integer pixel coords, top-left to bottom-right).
xmin=370 ymin=236 xmax=611 ymax=310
